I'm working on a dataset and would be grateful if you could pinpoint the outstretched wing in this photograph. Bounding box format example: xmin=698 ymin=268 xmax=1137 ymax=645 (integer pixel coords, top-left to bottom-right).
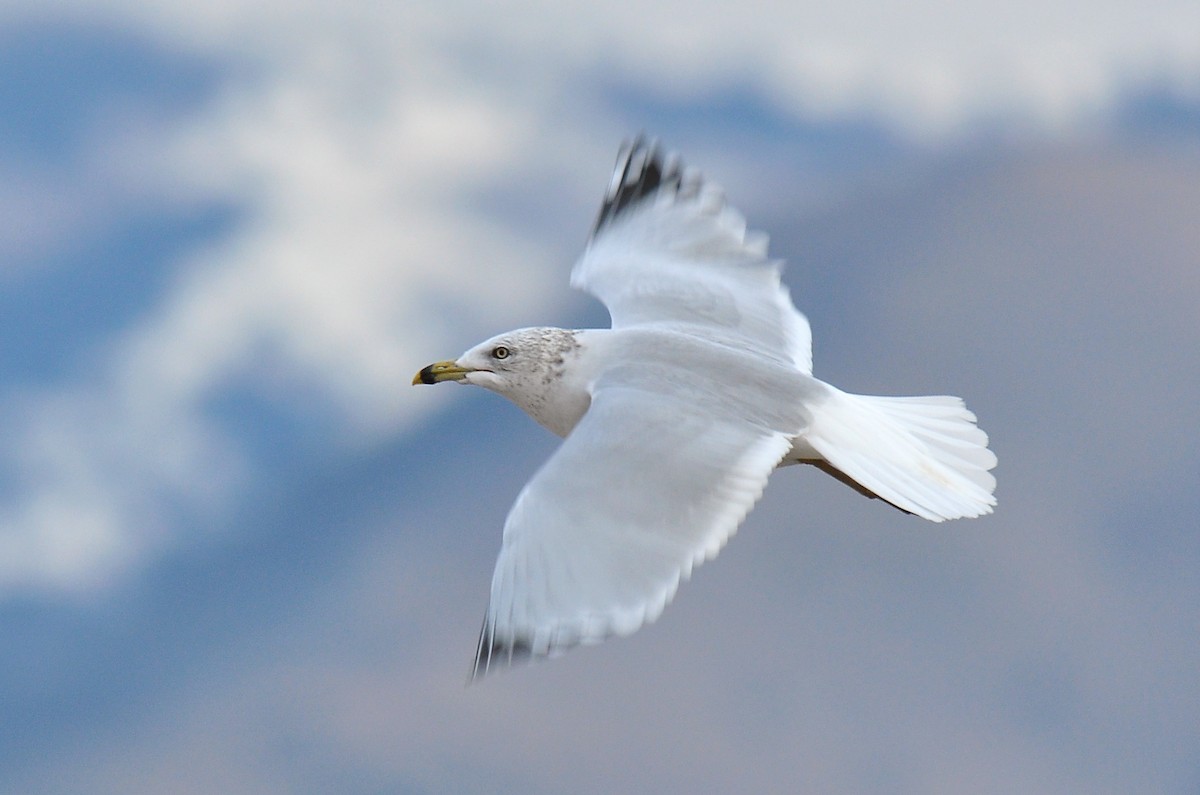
xmin=473 ymin=346 xmax=808 ymax=679
xmin=572 ymin=137 xmax=813 ymax=373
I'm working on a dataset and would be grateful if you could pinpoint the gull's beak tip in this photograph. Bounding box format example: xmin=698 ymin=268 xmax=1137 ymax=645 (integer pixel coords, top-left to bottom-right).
xmin=412 ymin=361 xmax=470 ymax=386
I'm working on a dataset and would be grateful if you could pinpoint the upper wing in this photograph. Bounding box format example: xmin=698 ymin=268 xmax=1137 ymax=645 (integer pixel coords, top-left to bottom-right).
xmin=472 ymin=351 xmax=807 ymax=679
xmin=571 ymin=138 xmax=813 ymax=373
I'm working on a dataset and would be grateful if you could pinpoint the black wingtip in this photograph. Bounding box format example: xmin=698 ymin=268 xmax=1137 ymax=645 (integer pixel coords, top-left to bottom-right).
xmin=469 ymin=615 xmax=534 ymax=683
xmin=590 ymin=135 xmax=684 ymax=238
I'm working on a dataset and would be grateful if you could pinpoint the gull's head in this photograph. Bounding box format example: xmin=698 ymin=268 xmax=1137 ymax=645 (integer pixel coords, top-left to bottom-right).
xmin=412 ymin=327 xmax=591 ymax=437
xmin=412 ymin=327 xmax=582 ymax=392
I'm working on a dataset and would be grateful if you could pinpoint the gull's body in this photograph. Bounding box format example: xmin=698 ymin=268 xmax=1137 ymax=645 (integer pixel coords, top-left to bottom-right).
xmin=415 ymin=139 xmax=996 ymax=678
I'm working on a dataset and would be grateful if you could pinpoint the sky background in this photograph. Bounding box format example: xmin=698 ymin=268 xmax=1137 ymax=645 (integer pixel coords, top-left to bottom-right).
xmin=2 ymin=1 xmax=1199 ymax=793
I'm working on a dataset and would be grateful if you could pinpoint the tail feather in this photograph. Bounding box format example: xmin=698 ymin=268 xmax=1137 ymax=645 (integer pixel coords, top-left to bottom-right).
xmin=801 ymin=389 xmax=997 ymax=522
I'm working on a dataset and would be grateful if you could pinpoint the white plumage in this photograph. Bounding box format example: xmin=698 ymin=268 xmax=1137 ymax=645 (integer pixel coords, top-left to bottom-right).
xmin=413 ymin=138 xmax=996 ymax=679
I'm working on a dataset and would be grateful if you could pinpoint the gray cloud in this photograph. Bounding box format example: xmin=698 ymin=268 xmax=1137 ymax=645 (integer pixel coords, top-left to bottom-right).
xmin=10 ymin=133 xmax=1197 ymax=793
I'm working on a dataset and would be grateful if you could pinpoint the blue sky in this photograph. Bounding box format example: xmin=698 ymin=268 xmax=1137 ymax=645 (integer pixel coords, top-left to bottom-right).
xmin=2 ymin=2 xmax=1199 ymax=793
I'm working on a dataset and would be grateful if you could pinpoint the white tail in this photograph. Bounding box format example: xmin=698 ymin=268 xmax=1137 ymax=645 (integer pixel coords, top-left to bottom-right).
xmin=798 ymin=388 xmax=997 ymax=521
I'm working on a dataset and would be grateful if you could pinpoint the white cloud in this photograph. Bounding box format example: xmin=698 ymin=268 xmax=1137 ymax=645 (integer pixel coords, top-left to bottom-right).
xmin=2 ymin=0 xmax=1198 ymax=594
xmin=1 ymin=12 xmax=570 ymax=593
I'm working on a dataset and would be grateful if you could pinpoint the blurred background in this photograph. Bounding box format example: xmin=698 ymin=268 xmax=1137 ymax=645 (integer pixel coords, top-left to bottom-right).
xmin=2 ymin=2 xmax=1198 ymax=792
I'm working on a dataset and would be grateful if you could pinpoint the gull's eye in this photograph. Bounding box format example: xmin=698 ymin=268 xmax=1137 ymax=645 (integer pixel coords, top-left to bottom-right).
xmin=491 ymin=345 xmax=510 ymax=360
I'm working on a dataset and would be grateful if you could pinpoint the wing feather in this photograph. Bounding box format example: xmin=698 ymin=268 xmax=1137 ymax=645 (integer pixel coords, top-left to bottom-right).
xmin=472 ymin=370 xmax=798 ymax=679
xmin=573 ymin=137 xmax=813 ymax=373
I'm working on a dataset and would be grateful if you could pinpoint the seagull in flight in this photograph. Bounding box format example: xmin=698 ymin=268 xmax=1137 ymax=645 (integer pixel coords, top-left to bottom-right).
xmin=414 ymin=138 xmax=996 ymax=679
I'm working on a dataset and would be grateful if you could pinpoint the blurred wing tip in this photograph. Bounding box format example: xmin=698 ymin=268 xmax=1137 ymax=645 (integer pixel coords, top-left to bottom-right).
xmin=468 ymin=580 xmax=686 ymax=681
xmin=592 ymin=135 xmax=688 ymax=237
xmin=470 ymin=616 xmax=535 ymax=682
